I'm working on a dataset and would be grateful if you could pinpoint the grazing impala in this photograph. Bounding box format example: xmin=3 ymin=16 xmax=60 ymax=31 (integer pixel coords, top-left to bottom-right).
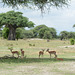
xmin=46 ymin=48 xmax=57 ymax=58
xmin=10 ymin=49 xmax=19 ymax=58
xmin=39 ymin=49 xmax=45 ymax=58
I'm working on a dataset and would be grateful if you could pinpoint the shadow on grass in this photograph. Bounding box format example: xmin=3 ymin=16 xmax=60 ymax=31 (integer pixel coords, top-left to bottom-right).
xmin=0 ymin=57 xmax=75 ymax=63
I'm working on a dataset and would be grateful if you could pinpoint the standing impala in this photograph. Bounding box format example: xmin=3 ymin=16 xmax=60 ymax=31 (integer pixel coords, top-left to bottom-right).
xmin=46 ymin=49 xmax=57 ymax=58
xmin=10 ymin=49 xmax=19 ymax=58
xmin=39 ymin=49 xmax=45 ymax=58
xmin=20 ymin=49 xmax=24 ymax=57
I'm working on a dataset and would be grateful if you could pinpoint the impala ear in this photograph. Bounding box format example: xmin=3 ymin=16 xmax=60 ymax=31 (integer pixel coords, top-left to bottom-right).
xmin=20 ymin=48 xmax=23 ymax=50
xmin=47 ymin=48 xmax=49 ymax=50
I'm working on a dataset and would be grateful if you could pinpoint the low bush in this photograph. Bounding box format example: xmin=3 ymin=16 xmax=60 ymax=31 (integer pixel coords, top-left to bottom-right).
xmin=70 ymin=38 xmax=74 ymax=45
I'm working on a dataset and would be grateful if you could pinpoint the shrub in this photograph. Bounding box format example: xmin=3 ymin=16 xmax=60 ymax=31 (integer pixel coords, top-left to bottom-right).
xmin=70 ymin=38 xmax=74 ymax=45
xmin=29 ymin=44 xmax=32 ymax=46
xmin=33 ymin=44 xmax=35 ymax=46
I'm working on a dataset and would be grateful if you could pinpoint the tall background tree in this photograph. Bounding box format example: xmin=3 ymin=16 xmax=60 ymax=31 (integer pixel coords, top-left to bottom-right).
xmin=59 ymin=31 xmax=68 ymax=40
xmin=33 ymin=25 xmax=48 ymax=37
xmin=68 ymin=32 xmax=75 ymax=39
xmin=33 ymin=25 xmax=56 ymax=39
xmin=0 ymin=11 xmax=35 ymax=40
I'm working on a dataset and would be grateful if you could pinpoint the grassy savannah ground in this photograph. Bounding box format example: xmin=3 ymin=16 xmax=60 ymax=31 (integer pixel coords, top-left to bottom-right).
xmin=0 ymin=38 xmax=75 ymax=75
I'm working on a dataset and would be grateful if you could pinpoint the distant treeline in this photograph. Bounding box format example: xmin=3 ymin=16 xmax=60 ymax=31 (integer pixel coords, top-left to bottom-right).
xmin=0 ymin=25 xmax=75 ymax=40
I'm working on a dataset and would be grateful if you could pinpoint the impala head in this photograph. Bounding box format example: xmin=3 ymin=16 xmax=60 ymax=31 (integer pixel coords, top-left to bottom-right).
xmin=20 ymin=48 xmax=23 ymax=51
xmin=46 ymin=48 xmax=49 ymax=52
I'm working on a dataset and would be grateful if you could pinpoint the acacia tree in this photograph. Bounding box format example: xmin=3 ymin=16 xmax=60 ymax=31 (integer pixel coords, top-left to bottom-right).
xmin=0 ymin=11 xmax=35 ymax=40
xmin=59 ymin=31 xmax=68 ymax=40
xmin=1 ymin=0 xmax=70 ymax=12
xmin=68 ymin=32 xmax=75 ymax=39
xmin=39 ymin=27 xmax=56 ymax=39
xmin=33 ymin=25 xmax=48 ymax=37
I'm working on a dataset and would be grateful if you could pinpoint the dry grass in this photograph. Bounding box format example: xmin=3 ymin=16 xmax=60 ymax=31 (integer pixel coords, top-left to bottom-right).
xmin=0 ymin=39 xmax=71 ymax=57
xmin=0 ymin=38 xmax=75 ymax=75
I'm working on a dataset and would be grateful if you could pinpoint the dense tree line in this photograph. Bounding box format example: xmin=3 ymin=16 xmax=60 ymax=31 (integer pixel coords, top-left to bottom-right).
xmin=1 ymin=24 xmax=75 ymax=40
xmin=33 ymin=25 xmax=57 ymax=39
xmin=1 ymin=25 xmax=57 ymax=40
xmin=59 ymin=31 xmax=75 ymax=40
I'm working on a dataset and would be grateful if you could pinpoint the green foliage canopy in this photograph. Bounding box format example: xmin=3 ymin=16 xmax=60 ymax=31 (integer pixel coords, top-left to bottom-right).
xmin=43 ymin=31 xmax=52 ymax=39
xmin=2 ymin=27 xmax=34 ymax=39
xmin=1 ymin=0 xmax=70 ymax=12
xmin=33 ymin=25 xmax=56 ymax=39
xmin=59 ymin=31 xmax=75 ymax=40
xmin=59 ymin=31 xmax=68 ymax=40
xmin=68 ymin=32 xmax=75 ymax=39
xmin=0 ymin=11 xmax=35 ymax=40
xmin=2 ymin=27 xmax=9 ymax=39
xmin=33 ymin=25 xmax=48 ymax=37
xmin=0 ymin=11 xmax=34 ymax=28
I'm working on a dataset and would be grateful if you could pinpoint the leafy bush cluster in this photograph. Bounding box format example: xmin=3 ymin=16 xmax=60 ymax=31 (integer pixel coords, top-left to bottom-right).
xmin=70 ymin=38 xmax=75 ymax=45
xmin=1 ymin=25 xmax=75 ymax=41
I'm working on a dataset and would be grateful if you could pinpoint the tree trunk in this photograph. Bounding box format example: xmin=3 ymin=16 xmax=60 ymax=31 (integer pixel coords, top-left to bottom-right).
xmin=8 ymin=26 xmax=16 ymax=40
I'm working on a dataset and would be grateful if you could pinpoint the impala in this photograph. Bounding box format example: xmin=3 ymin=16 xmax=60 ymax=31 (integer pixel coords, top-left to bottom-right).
xmin=46 ymin=49 xmax=57 ymax=58
xmin=10 ymin=49 xmax=19 ymax=58
xmin=20 ymin=49 xmax=24 ymax=57
xmin=56 ymin=58 xmax=63 ymax=61
xmin=39 ymin=49 xmax=45 ymax=58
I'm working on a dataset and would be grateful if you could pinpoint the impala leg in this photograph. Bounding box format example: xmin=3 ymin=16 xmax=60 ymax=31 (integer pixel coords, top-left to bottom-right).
xmin=55 ymin=54 xmax=57 ymax=59
xmin=18 ymin=54 xmax=19 ymax=58
xmin=39 ymin=54 xmax=40 ymax=58
xmin=41 ymin=54 xmax=43 ymax=58
xmin=23 ymin=53 xmax=24 ymax=57
xmin=50 ymin=54 xmax=51 ymax=58
xmin=21 ymin=53 xmax=24 ymax=58
xmin=12 ymin=54 xmax=14 ymax=57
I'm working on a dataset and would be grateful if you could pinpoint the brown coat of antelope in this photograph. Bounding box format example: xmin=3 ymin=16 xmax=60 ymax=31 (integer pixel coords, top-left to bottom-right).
xmin=39 ymin=49 xmax=45 ymax=58
xmin=56 ymin=58 xmax=63 ymax=61
xmin=10 ymin=49 xmax=19 ymax=58
xmin=46 ymin=49 xmax=57 ymax=58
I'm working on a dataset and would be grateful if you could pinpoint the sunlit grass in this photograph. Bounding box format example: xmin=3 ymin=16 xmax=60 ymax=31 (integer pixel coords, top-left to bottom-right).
xmin=0 ymin=38 xmax=75 ymax=75
xmin=0 ymin=39 xmax=74 ymax=58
